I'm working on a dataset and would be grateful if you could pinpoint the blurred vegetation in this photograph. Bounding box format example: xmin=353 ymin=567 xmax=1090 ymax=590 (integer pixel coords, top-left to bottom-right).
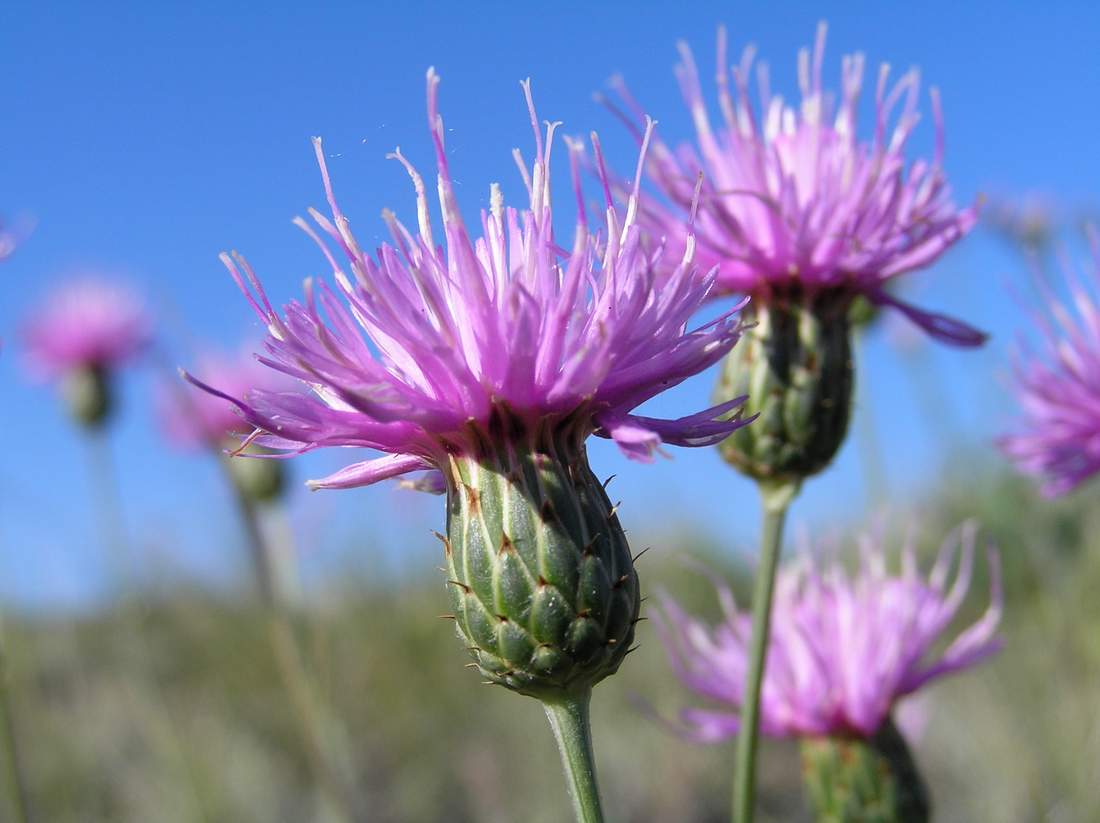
xmin=0 ymin=459 xmax=1098 ymax=822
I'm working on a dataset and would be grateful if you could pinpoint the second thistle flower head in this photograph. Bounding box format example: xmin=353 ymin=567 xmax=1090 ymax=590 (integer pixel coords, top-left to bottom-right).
xmin=654 ymin=523 xmax=1002 ymax=742
xmin=999 ymin=233 xmax=1100 ymax=496
xmin=608 ymin=22 xmax=984 ymax=347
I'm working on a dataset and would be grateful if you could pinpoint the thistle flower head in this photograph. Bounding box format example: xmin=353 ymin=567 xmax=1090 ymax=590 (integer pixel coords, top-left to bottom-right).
xmin=22 ymin=278 xmax=151 ymax=379
xmin=189 ymin=70 xmax=748 ymax=491
xmin=607 ymin=22 xmax=984 ymax=347
xmin=654 ymin=523 xmax=1002 ymax=741
xmin=999 ymin=233 xmax=1100 ymax=496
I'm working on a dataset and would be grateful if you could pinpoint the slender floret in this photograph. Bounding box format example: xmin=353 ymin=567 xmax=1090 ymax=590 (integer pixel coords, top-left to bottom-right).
xmin=606 ymin=22 xmax=984 ymax=346
xmin=999 ymin=233 xmax=1100 ymax=496
xmin=161 ymin=349 xmax=290 ymax=450
xmin=188 ymin=70 xmax=748 ymax=492
xmin=654 ymin=523 xmax=1002 ymax=742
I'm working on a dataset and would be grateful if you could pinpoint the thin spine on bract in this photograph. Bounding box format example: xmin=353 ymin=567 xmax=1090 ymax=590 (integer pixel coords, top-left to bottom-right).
xmin=442 ymin=408 xmax=639 ymax=700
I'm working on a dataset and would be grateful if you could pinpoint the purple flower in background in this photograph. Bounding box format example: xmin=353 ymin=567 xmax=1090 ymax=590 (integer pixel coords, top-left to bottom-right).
xmin=22 ymin=278 xmax=151 ymax=379
xmin=654 ymin=523 xmax=1002 ymax=741
xmin=189 ymin=70 xmax=749 ymax=490
xmin=999 ymin=235 xmax=1100 ymax=496
xmin=0 ymin=219 xmax=18 ymax=261
xmin=606 ymin=23 xmax=984 ymax=346
xmin=159 ymin=349 xmax=290 ymax=450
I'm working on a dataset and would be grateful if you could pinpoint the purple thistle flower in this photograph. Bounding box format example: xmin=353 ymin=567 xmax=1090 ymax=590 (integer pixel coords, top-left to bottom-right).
xmin=606 ymin=22 xmax=985 ymax=347
xmin=22 ymin=278 xmax=151 ymax=379
xmin=654 ymin=523 xmax=1002 ymax=741
xmin=188 ymin=70 xmax=749 ymax=491
xmin=159 ymin=349 xmax=291 ymax=450
xmin=999 ymin=234 xmax=1100 ymax=496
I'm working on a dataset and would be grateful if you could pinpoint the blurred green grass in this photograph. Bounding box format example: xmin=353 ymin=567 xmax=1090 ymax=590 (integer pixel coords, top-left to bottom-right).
xmin=1 ymin=461 xmax=1098 ymax=822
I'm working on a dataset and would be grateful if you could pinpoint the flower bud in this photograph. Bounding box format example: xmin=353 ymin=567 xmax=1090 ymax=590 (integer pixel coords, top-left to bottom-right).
xmin=800 ymin=720 xmax=930 ymax=823
xmin=714 ymin=291 xmax=853 ymax=483
xmin=61 ymin=364 xmax=112 ymax=428
xmin=441 ymin=411 xmax=640 ymax=700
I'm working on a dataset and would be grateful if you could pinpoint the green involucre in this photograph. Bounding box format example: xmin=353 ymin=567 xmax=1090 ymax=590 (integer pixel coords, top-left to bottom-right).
xmin=715 ymin=291 xmax=854 ymax=483
xmin=800 ymin=720 xmax=930 ymax=823
xmin=441 ymin=412 xmax=640 ymax=701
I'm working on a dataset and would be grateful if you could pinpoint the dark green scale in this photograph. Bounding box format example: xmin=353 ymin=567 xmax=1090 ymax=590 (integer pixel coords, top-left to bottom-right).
xmin=439 ymin=409 xmax=640 ymax=701
xmin=800 ymin=720 xmax=931 ymax=823
xmin=715 ymin=290 xmax=854 ymax=484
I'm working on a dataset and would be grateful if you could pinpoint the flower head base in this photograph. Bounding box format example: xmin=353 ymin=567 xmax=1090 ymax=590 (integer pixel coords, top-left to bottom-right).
xmin=22 ymin=278 xmax=151 ymax=427
xmin=189 ymin=70 xmax=748 ymax=491
xmin=999 ymin=233 xmax=1100 ymax=496
xmin=607 ymin=23 xmax=985 ymax=347
xmin=654 ymin=523 xmax=1002 ymax=742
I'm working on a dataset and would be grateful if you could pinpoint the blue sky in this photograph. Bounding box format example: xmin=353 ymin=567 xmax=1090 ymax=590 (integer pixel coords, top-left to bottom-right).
xmin=2 ymin=1 xmax=1098 ymax=607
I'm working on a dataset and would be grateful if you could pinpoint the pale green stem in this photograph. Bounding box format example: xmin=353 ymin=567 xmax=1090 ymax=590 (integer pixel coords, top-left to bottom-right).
xmin=0 ymin=629 xmax=31 ymax=823
xmin=732 ymin=480 xmax=799 ymax=823
xmin=225 ymin=469 xmax=359 ymax=823
xmin=85 ymin=429 xmax=130 ymax=585
xmin=543 ymin=691 xmax=605 ymax=823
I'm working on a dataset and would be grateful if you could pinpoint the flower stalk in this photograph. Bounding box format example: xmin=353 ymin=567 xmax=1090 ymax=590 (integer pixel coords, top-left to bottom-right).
xmin=543 ymin=691 xmax=604 ymax=823
xmin=0 ymin=630 xmax=31 ymax=823
xmin=226 ymin=467 xmax=359 ymax=823
xmin=732 ymin=480 xmax=798 ymax=823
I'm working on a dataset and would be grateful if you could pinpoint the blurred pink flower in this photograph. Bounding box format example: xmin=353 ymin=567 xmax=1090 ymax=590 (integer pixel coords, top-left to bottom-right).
xmin=654 ymin=523 xmax=1002 ymax=741
xmin=22 ymin=278 xmax=151 ymax=379
xmin=999 ymin=233 xmax=1100 ymax=495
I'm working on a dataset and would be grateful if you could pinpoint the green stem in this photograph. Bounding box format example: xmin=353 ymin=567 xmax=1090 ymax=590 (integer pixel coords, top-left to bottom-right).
xmin=0 ymin=632 xmax=31 ymax=823
xmin=225 ymin=471 xmax=359 ymax=823
xmin=732 ymin=480 xmax=799 ymax=823
xmin=543 ymin=691 xmax=605 ymax=823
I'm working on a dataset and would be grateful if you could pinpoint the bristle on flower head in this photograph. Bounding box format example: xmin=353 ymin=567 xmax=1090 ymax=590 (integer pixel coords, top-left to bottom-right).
xmin=654 ymin=522 xmax=1003 ymax=741
xmin=607 ymin=22 xmax=986 ymax=347
xmin=187 ymin=71 xmax=749 ymax=490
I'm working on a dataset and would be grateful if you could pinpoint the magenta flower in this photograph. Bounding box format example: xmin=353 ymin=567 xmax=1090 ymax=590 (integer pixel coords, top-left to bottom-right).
xmin=22 ymin=278 xmax=151 ymax=379
xmin=606 ymin=23 xmax=984 ymax=346
xmin=160 ymin=349 xmax=290 ymax=450
xmin=188 ymin=70 xmax=749 ymax=491
xmin=999 ymin=236 xmax=1100 ymax=496
xmin=654 ymin=523 xmax=1002 ymax=741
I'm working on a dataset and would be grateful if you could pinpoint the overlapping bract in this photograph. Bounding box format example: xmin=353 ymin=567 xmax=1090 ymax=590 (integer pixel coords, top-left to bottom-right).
xmin=654 ymin=524 xmax=1002 ymax=740
xmin=999 ymin=238 xmax=1100 ymax=496
xmin=607 ymin=23 xmax=984 ymax=346
xmin=22 ymin=279 xmax=151 ymax=378
xmin=192 ymin=71 xmax=748 ymax=490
